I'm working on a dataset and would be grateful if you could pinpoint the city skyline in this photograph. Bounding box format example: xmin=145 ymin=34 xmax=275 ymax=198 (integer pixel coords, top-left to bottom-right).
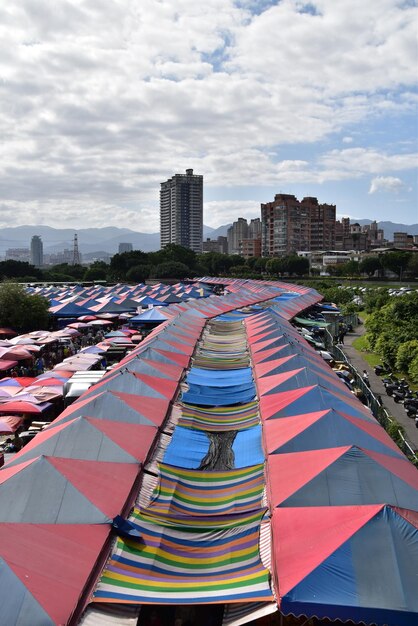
xmin=0 ymin=1 xmax=417 ymax=231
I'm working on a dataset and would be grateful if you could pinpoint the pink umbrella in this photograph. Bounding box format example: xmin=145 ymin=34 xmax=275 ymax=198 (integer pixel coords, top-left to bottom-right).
xmin=21 ymin=345 xmax=42 ymax=353
xmin=9 ymin=392 xmax=43 ymax=404
xmin=67 ymin=322 xmax=89 ymax=329
xmin=0 ymin=387 xmax=21 ymax=398
xmin=30 ymin=377 xmax=65 ymax=387
xmin=0 ymin=400 xmax=51 ymax=414
xmin=25 ymin=386 xmax=63 ymax=402
xmin=0 ymin=347 xmax=33 ymax=361
xmin=8 ymin=337 xmax=37 ymax=345
xmin=0 ymin=360 xmax=18 ymax=372
xmin=0 ymin=415 xmax=23 ymax=434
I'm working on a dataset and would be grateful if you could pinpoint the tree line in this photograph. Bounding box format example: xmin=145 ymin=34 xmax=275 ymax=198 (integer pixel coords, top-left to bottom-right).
xmin=0 ymin=246 xmax=313 ymax=283
xmin=1 ymin=247 xmax=417 ymax=285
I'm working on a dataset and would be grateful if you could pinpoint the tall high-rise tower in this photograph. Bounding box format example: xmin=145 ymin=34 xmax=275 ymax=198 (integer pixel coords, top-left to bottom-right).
xmin=160 ymin=168 xmax=203 ymax=253
xmin=30 ymin=235 xmax=43 ymax=267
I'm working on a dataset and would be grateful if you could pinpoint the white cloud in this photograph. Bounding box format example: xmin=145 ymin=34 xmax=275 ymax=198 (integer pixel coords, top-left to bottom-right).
xmin=318 ymin=148 xmax=417 ymax=181
xmin=342 ymin=136 xmax=353 ymax=144
xmin=368 ymin=176 xmax=405 ymax=194
xmin=0 ymin=0 xmax=416 ymax=229
xmin=204 ymin=200 xmax=261 ymax=227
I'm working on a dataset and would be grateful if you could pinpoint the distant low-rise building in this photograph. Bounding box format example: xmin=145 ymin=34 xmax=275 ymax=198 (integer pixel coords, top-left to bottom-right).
xmin=5 ymin=248 xmax=30 ymax=262
xmin=202 ymin=236 xmax=228 ymax=254
xmin=393 ymin=232 xmax=414 ymax=249
xmin=48 ymin=249 xmax=76 ymax=265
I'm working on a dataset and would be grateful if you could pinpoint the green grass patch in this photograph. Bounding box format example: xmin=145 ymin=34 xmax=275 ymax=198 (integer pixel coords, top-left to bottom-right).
xmin=352 ymin=336 xmax=382 ymax=368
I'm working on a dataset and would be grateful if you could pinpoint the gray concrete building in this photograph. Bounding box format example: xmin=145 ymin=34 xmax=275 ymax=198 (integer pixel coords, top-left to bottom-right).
xmin=160 ymin=169 xmax=203 ymax=253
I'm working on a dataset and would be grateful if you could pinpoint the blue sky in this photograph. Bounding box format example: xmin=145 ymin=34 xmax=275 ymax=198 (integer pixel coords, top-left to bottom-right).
xmin=0 ymin=0 xmax=416 ymax=231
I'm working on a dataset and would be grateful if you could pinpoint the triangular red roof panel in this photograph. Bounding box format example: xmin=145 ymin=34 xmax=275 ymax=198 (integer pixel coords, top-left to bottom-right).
xmin=47 ymin=456 xmax=138 ymax=517
xmin=0 ymin=523 xmax=109 ymax=625
xmin=87 ymin=418 xmax=157 ymax=463
xmin=263 ymin=410 xmax=330 ymax=454
xmin=141 ymin=358 xmax=183 ymax=380
xmin=131 ymin=373 xmax=178 ymax=399
xmin=155 ymin=348 xmax=190 ymax=367
xmin=254 ymin=355 xmax=296 ymax=378
xmin=260 ymin=386 xmax=316 ymax=419
xmin=257 ymin=369 xmax=305 ymax=396
xmin=268 ymin=446 xmax=351 ymax=507
xmin=111 ymin=392 xmax=170 ymax=426
xmin=364 ymin=448 xmax=418 ymax=489
xmin=251 ymin=337 xmax=285 ymax=353
xmin=252 ymin=346 xmax=287 ymax=364
xmin=272 ymin=505 xmax=382 ymax=598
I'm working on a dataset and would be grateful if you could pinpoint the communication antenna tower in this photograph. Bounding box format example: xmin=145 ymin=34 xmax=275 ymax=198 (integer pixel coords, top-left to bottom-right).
xmin=72 ymin=233 xmax=81 ymax=265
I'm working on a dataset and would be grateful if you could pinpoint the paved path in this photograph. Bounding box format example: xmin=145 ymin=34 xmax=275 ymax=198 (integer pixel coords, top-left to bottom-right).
xmin=341 ymin=323 xmax=418 ymax=451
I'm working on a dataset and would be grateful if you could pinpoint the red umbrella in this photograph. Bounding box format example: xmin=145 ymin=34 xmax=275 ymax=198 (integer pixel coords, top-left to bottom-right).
xmin=78 ymin=315 xmax=97 ymax=322
xmin=0 ymin=415 xmax=23 ymax=433
xmin=14 ymin=377 xmax=37 ymax=387
xmin=30 ymin=377 xmax=65 ymax=387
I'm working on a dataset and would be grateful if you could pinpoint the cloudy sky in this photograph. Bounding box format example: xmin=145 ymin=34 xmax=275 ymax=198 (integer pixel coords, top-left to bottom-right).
xmin=0 ymin=0 xmax=417 ymax=232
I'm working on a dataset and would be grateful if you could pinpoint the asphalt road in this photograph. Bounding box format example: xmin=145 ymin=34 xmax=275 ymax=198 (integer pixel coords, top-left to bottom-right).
xmin=341 ymin=323 xmax=418 ymax=451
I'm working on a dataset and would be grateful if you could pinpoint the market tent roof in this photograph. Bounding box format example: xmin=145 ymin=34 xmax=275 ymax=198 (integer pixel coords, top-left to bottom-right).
xmin=259 ymin=384 xmax=373 ymax=421
xmin=257 ymin=366 xmax=349 ymax=397
xmin=272 ymin=505 xmax=418 ymax=626
xmin=267 ymin=445 xmax=418 ymax=509
xmin=49 ymin=390 xmax=169 ymax=428
xmin=253 ymin=353 xmax=335 ymax=380
xmin=49 ymin=301 xmax=96 ymax=317
xmin=119 ymin=346 xmax=191 ymax=368
xmin=114 ymin=356 xmax=184 ymax=381
xmin=94 ymin=509 xmax=273 ymax=605
xmin=186 ymin=367 xmax=253 ymax=387
xmin=163 ymin=424 xmax=264 ymax=469
xmin=0 ymin=523 xmax=109 ymax=626
xmin=0 ymin=455 xmax=138 ymax=523
xmin=6 ymin=416 xmax=157 ymax=465
xmin=263 ymin=408 xmax=404 ymax=457
xmin=130 ymin=308 xmax=169 ymax=322
xmin=82 ymin=370 xmax=174 ymax=399
xmin=134 ymin=295 xmax=167 ymax=307
xmin=181 ymin=383 xmax=256 ymax=406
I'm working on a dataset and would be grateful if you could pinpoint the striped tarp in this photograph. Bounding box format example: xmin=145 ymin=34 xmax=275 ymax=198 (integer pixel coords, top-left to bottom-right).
xmin=142 ymin=462 xmax=265 ymax=519
xmin=94 ymin=511 xmax=273 ymax=604
xmin=179 ymin=401 xmax=260 ymax=432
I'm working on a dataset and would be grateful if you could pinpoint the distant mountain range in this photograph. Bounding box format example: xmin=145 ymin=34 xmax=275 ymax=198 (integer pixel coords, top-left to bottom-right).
xmin=0 ymin=224 xmax=227 ymax=257
xmin=0 ymin=221 xmax=415 ymax=258
xmin=355 ymin=221 xmax=418 ymax=241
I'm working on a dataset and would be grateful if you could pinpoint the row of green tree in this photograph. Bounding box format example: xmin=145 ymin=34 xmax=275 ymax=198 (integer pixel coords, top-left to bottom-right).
xmin=326 ymin=252 xmax=418 ymax=278
xmin=0 ymin=246 xmax=310 ymax=283
xmin=364 ymin=291 xmax=418 ymax=383
xmin=1 ymin=247 xmax=417 ymax=284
